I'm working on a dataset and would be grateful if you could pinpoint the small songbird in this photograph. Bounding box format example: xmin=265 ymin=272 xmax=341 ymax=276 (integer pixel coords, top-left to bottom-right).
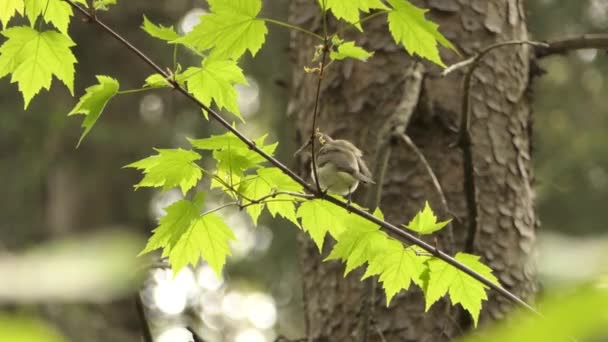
xmin=305 ymin=132 xmax=375 ymax=197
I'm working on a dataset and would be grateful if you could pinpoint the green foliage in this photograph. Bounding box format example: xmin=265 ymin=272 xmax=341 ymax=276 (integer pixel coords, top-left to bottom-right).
xmin=363 ymin=242 xmax=428 ymax=304
xmin=424 ymin=253 xmax=499 ymax=326
xmin=175 ymin=0 xmax=267 ymax=60
xmin=24 ymin=0 xmax=73 ymax=34
xmin=0 ymin=0 xmax=23 ymax=29
xmin=141 ymin=15 xmax=179 ymax=41
xmin=190 ymin=132 xmax=278 ymax=177
xmin=182 ymin=57 xmax=247 ymax=120
xmin=322 ymin=0 xmax=388 ymax=31
xmin=330 ymin=38 xmax=373 ymax=61
xmin=68 ymin=75 xmax=119 ymax=147
xmin=0 ymin=26 xmax=76 ymax=108
xmin=238 ymin=167 xmax=303 ymax=225
xmin=125 ymin=148 xmax=203 ymax=195
xmin=326 ymin=209 xmax=388 ymax=275
xmin=296 ymin=199 xmax=351 ymax=250
xmin=405 ymin=201 xmax=451 ymax=235
xmin=0 ymin=314 xmax=65 ymax=342
xmin=1 ymin=0 xmax=502 ymax=327
xmin=386 ymin=0 xmax=456 ymax=66
xmin=139 ymin=193 xmax=235 ymax=276
xmin=459 ymin=285 xmax=608 ymax=342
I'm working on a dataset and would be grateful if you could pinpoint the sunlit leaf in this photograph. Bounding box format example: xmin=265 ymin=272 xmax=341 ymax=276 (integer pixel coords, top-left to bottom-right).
xmin=175 ymin=0 xmax=267 ymax=59
xmin=330 ymin=40 xmax=373 ymax=61
xmin=170 ymin=210 xmax=235 ymax=276
xmin=125 ymin=148 xmax=203 ymax=195
xmin=322 ymin=0 xmax=388 ymax=31
xmin=24 ymin=0 xmax=73 ymax=34
xmin=68 ymin=75 xmax=119 ymax=147
xmin=296 ymin=199 xmax=352 ymax=250
xmin=386 ymin=0 xmax=455 ymax=67
xmin=325 ymin=209 xmax=388 ymax=275
xmin=141 ymin=15 xmax=179 ymax=41
xmin=425 ymin=252 xmax=499 ymax=326
xmin=405 ymin=201 xmax=451 ymax=235
xmin=0 ymin=0 xmax=23 ymax=29
xmin=0 ymin=26 xmax=76 ymax=108
xmin=363 ymin=241 xmax=428 ymax=304
xmin=183 ymin=57 xmax=247 ymax=120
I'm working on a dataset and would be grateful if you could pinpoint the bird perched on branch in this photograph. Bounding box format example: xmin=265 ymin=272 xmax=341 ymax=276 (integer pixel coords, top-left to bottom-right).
xmin=296 ymin=131 xmax=375 ymax=198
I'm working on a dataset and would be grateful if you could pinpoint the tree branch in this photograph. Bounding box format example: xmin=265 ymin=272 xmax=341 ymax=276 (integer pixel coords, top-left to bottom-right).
xmin=62 ymin=0 xmax=539 ymax=316
xmin=134 ymin=292 xmax=153 ymax=342
xmin=536 ymin=33 xmax=608 ymax=58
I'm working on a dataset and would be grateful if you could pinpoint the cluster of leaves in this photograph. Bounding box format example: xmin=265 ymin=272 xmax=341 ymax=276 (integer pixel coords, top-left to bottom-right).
xmin=0 ymin=0 xmax=495 ymax=324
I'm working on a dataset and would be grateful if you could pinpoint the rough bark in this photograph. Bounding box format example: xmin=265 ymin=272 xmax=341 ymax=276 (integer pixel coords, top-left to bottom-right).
xmin=289 ymin=0 xmax=536 ymax=340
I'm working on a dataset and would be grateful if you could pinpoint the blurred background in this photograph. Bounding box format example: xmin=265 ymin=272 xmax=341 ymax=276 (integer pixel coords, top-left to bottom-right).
xmin=0 ymin=0 xmax=607 ymax=341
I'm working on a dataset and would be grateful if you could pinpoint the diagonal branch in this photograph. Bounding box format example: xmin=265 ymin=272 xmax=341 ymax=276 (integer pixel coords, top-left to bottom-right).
xmin=536 ymin=33 xmax=608 ymax=58
xmin=62 ymin=0 xmax=539 ymax=316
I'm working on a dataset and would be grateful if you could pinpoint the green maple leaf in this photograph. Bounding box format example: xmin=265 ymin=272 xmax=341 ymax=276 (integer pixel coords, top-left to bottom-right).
xmin=189 ymin=132 xmax=278 ymax=177
xmin=140 ymin=193 xmax=206 ymax=255
xmin=424 ymin=252 xmax=499 ymax=326
xmin=325 ymin=209 xmax=389 ymax=275
xmin=170 ymin=210 xmax=235 ymax=276
xmin=139 ymin=193 xmax=235 ymax=276
xmin=0 ymin=0 xmax=23 ymax=29
xmin=175 ymin=0 xmax=267 ymax=59
xmin=296 ymin=199 xmax=352 ymax=250
xmin=386 ymin=0 xmax=455 ymax=67
xmin=125 ymin=148 xmax=203 ymax=195
xmin=0 ymin=26 xmax=76 ymax=108
xmin=24 ymin=0 xmax=73 ymax=34
xmin=68 ymin=75 xmax=119 ymax=147
xmin=143 ymin=73 xmax=171 ymax=88
xmin=405 ymin=201 xmax=451 ymax=235
xmin=363 ymin=241 xmax=427 ymax=304
xmin=330 ymin=40 xmax=373 ymax=61
xmin=238 ymin=167 xmax=303 ymax=225
xmin=94 ymin=0 xmax=117 ymax=11
xmin=141 ymin=15 xmax=179 ymax=41
xmin=182 ymin=57 xmax=247 ymax=120
xmin=322 ymin=0 xmax=388 ymax=31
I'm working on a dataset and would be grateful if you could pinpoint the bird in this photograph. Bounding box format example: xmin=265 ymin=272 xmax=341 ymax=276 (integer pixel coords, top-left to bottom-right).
xmin=305 ymin=132 xmax=375 ymax=198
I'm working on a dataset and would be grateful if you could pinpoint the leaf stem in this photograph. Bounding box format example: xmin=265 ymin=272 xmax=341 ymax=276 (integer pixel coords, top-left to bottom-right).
xmin=262 ymin=18 xmax=324 ymax=41
xmin=118 ymin=87 xmax=156 ymax=95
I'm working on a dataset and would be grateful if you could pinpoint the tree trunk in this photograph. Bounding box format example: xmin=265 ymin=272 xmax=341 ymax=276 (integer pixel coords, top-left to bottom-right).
xmin=289 ymin=0 xmax=536 ymax=340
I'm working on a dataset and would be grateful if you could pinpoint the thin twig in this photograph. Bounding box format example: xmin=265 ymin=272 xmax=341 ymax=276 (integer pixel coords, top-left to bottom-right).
xmin=62 ymin=0 xmax=539 ymax=316
xmin=536 ymin=33 xmax=608 ymax=58
xmin=309 ymin=19 xmax=330 ymax=192
xmin=399 ymin=133 xmax=452 ymax=232
xmin=442 ymin=40 xmax=549 ymax=76
xmin=134 ymin=292 xmax=153 ymax=342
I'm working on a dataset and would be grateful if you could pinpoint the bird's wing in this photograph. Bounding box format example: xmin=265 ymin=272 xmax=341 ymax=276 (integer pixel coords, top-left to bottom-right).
xmin=356 ymin=157 xmax=375 ymax=184
xmin=317 ymin=147 xmax=359 ymax=175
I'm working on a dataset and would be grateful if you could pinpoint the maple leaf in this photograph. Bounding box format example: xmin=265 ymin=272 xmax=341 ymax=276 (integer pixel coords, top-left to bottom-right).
xmin=405 ymin=201 xmax=451 ymax=235
xmin=424 ymin=252 xmax=499 ymax=326
xmin=174 ymin=0 xmax=267 ymax=59
xmin=330 ymin=40 xmax=373 ymax=61
xmin=322 ymin=0 xmax=388 ymax=31
xmin=125 ymin=148 xmax=203 ymax=195
xmin=141 ymin=15 xmax=179 ymax=41
xmin=296 ymin=199 xmax=352 ymax=250
xmin=24 ymin=0 xmax=73 ymax=34
xmin=182 ymin=57 xmax=247 ymax=120
xmin=68 ymin=75 xmax=119 ymax=147
xmin=363 ymin=241 xmax=428 ymax=304
xmin=325 ymin=209 xmax=388 ymax=275
xmin=386 ymin=0 xmax=455 ymax=67
xmin=0 ymin=27 xmax=76 ymax=108
xmin=0 ymin=0 xmax=23 ymax=29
